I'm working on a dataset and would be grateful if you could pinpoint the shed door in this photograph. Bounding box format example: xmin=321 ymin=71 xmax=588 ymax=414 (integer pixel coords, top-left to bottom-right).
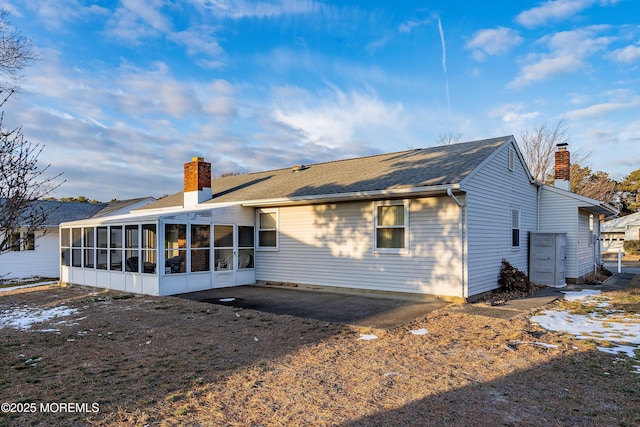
xmin=530 ymin=233 xmax=566 ymax=288
xmin=555 ymin=234 xmax=566 ymax=287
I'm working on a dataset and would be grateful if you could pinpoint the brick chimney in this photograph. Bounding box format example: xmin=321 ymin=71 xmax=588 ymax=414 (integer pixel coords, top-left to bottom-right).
xmin=184 ymin=157 xmax=212 ymax=206
xmin=554 ymin=143 xmax=570 ymax=191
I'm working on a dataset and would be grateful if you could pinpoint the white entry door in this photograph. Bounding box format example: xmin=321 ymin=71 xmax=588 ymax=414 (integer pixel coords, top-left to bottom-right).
xmin=213 ymin=225 xmax=235 ymax=288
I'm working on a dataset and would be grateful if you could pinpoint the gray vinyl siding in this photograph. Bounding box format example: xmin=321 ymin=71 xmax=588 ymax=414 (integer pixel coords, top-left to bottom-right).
xmin=0 ymin=229 xmax=59 ymax=279
xmin=539 ymin=189 xmax=583 ymax=280
xmin=577 ymin=210 xmax=595 ymax=277
xmin=463 ymin=142 xmax=538 ymax=297
xmin=255 ymin=196 xmax=464 ymax=298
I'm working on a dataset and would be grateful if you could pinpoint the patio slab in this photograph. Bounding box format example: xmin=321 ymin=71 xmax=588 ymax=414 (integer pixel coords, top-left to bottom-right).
xmin=177 ymin=284 xmax=450 ymax=330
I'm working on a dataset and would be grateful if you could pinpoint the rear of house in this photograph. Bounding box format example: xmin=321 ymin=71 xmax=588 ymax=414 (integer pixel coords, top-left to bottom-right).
xmin=57 ymin=136 xmax=616 ymax=300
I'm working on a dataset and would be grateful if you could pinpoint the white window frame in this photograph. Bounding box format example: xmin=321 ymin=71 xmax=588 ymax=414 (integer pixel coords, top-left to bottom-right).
xmin=256 ymin=208 xmax=279 ymax=251
xmin=9 ymin=231 xmax=35 ymax=252
xmin=511 ymin=207 xmax=520 ymax=249
xmin=374 ymin=200 xmax=409 ymax=254
xmin=508 ymin=147 xmax=515 ymax=172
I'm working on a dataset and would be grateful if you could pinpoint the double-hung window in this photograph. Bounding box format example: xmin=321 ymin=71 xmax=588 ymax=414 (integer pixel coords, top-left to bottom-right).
xmin=257 ymin=209 xmax=278 ymax=250
xmin=511 ymin=208 xmax=520 ymax=248
xmin=375 ymin=201 xmax=409 ymax=252
xmin=9 ymin=231 xmax=35 ymax=252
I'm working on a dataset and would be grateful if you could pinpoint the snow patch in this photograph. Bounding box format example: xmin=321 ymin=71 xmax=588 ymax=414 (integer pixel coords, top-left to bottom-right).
xmin=531 ymin=293 xmax=640 ymax=359
xmin=219 ymin=298 xmax=236 ymax=302
xmin=0 ymin=305 xmax=79 ymax=331
xmin=358 ymin=334 xmax=378 ymax=341
xmin=410 ymin=328 xmax=428 ymax=335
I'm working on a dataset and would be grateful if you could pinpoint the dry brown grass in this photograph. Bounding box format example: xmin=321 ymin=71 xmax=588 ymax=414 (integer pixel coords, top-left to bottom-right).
xmin=1 ymin=284 xmax=639 ymax=426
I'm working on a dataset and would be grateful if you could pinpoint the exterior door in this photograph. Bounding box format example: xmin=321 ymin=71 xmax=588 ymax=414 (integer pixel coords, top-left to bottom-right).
xmin=213 ymin=225 xmax=235 ymax=288
xmin=530 ymin=232 xmax=566 ymax=288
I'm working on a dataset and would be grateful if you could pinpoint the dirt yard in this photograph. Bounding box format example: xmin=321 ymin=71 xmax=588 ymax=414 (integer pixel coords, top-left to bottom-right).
xmin=1 ymin=283 xmax=639 ymax=426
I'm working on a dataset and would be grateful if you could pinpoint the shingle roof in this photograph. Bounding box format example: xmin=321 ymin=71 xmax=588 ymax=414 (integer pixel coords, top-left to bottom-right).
xmin=30 ymin=201 xmax=109 ymax=226
xmin=140 ymin=136 xmax=512 ymax=209
xmin=9 ymin=198 xmax=155 ymax=227
xmin=602 ymin=211 xmax=640 ymax=232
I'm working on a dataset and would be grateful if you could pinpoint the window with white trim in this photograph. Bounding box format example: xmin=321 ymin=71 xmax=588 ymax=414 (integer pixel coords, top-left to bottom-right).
xmin=508 ymin=148 xmax=515 ymax=171
xmin=375 ymin=201 xmax=409 ymax=252
xmin=8 ymin=231 xmax=35 ymax=252
xmin=511 ymin=208 xmax=520 ymax=248
xmin=257 ymin=209 xmax=278 ymax=250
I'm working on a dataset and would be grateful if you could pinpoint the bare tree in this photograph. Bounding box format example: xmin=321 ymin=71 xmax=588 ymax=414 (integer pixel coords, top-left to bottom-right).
xmin=519 ymin=119 xmax=590 ymax=184
xmin=435 ymin=132 xmax=462 ymax=146
xmin=0 ymin=9 xmax=37 ymax=90
xmin=0 ymin=10 xmax=62 ymax=255
xmin=519 ymin=120 xmax=569 ymax=183
xmin=0 ymin=93 xmax=64 ymax=254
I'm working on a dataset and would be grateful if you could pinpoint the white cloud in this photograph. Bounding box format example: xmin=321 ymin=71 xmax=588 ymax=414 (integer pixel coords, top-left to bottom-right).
xmin=167 ymin=25 xmax=225 ymax=67
xmin=271 ymin=86 xmax=404 ymax=150
xmin=565 ymin=99 xmax=640 ymax=120
xmin=112 ymin=62 xmax=201 ymax=119
xmin=105 ymin=0 xmax=171 ymax=42
xmin=488 ymin=103 xmax=540 ymax=130
xmin=516 ymin=0 xmax=596 ymax=28
xmin=190 ymin=0 xmax=323 ymax=19
xmin=465 ymin=27 xmax=523 ymax=62
xmin=510 ymin=55 xmax=582 ymax=88
xmin=509 ymin=28 xmax=612 ymax=88
xmin=398 ymin=18 xmax=431 ymax=34
xmin=607 ymin=44 xmax=640 ymax=62
xmin=365 ymin=35 xmax=391 ymax=54
xmin=14 ymin=0 xmax=108 ymax=29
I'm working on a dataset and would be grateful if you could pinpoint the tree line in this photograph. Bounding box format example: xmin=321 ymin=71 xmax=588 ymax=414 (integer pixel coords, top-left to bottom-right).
xmin=518 ymin=119 xmax=639 ymax=216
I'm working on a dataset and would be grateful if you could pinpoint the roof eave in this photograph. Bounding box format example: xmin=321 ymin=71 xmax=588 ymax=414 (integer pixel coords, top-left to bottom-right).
xmin=240 ymin=184 xmax=462 ymax=207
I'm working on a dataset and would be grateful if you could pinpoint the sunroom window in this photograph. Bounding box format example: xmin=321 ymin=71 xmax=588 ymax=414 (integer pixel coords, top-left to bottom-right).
xmin=110 ymin=226 xmax=123 ymax=271
xmin=191 ymin=224 xmax=210 ymax=272
xmin=165 ymin=224 xmax=186 ymax=274
xmin=141 ymin=224 xmax=157 ymax=273
xmin=96 ymin=226 xmax=108 ymax=270
xmin=84 ymin=228 xmax=95 ymax=268
xmin=125 ymin=224 xmax=140 ymax=272
xmin=72 ymin=228 xmax=82 ymax=267
xmin=238 ymin=226 xmax=255 ymax=269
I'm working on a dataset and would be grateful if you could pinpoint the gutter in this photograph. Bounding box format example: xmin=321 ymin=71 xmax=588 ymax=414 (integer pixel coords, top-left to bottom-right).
xmin=242 ymin=184 xmax=462 ymax=207
xmin=447 ymin=188 xmax=466 ymax=299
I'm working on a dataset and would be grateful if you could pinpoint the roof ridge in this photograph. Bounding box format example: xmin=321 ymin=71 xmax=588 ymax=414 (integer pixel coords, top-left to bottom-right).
xmin=219 ymin=135 xmax=512 ymax=179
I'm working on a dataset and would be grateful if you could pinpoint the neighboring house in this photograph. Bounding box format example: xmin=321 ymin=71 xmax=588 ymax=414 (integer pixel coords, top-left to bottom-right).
xmin=59 ymin=136 xmax=616 ymax=301
xmin=601 ymin=211 xmax=640 ymax=254
xmin=0 ymin=198 xmax=155 ymax=280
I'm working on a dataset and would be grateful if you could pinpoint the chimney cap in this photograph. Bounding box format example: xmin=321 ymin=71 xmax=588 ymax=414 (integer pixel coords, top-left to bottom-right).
xmin=192 ymin=156 xmax=205 ymax=162
xmin=556 ymin=143 xmax=568 ymax=149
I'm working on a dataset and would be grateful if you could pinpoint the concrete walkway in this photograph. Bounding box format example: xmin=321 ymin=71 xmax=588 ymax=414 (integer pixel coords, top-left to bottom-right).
xmin=458 ymin=273 xmax=638 ymax=320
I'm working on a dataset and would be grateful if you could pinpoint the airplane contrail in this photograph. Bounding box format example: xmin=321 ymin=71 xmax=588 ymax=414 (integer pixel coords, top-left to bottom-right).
xmin=437 ymin=16 xmax=450 ymax=116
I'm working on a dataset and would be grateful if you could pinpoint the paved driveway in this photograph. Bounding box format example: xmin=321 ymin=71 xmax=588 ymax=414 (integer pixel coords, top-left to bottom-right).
xmin=177 ymin=284 xmax=449 ymax=329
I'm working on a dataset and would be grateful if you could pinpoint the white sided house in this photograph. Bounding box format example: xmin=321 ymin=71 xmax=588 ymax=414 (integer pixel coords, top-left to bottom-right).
xmin=1 ymin=198 xmax=154 ymax=280
xmin=59 ymin=136 xmax=616 ymax=301
xmin=600 ymin=211 xmax=640 ymax=254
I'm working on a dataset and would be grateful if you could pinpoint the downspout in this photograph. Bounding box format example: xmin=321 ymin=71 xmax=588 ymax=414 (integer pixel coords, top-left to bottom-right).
xmin=447 ymin=188 xmax=466 ymax=299
xmin=535 ymin=182 xmax=542 ymax=231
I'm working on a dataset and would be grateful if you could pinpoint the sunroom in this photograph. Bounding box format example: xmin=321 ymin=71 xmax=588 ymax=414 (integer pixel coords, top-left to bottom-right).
xmin=59 ymin=206 xmax=257 ymax=296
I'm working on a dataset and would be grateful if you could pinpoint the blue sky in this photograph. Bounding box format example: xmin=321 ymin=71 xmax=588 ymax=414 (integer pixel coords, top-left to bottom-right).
xmin=2 ymin=0 xmax=639 ymax=201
